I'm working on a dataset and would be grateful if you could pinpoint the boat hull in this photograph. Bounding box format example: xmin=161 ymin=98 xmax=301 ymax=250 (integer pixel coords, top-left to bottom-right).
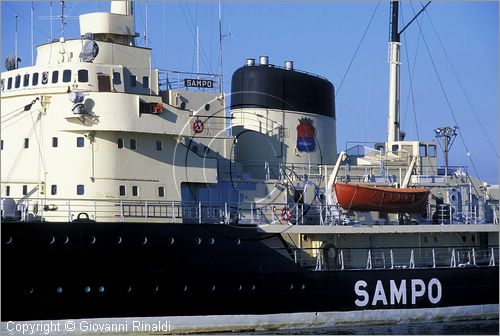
xmin=334 ymin=183 xmax=430 ymax=213
xmin=1 ymin=222 xmax=498 ymax=321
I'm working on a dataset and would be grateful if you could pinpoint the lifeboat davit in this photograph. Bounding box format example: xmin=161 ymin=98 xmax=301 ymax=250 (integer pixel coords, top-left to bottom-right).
xmin=334 ymin=183 xmax=429 ymax=213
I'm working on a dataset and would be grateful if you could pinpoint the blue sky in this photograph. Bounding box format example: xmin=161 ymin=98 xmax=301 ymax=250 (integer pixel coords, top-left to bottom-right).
xmin=2 ymin=1 xmax=498 ymax=184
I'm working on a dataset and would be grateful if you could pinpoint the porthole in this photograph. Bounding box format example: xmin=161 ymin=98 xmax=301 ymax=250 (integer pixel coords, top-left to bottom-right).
xmin=204 ymin=103 xmax=210 ymax=111
xmin=63 ymin=235 xmax=69 ymax=244
xmin=195 ymin=237 xmax=202 ymax=245
xmin=89 ymin=235 xmax=96 ymax=244
xmin=127 ymin=286 xmax=133 ymax=293
xmin=49 ymin=235 xmax=55 ymax=245
xmin=238 ymin=285 xmax=243 ymax=291
xmin=116 ymin=236 xmax=122 ymax=244
xmin=27 ymin=288 xmax=34 ymax=295
xmin=211 ymin=285 xmax=216 ymax=291
xmin=98 ymin=286 xmax=105 ymax=293
xmin=471 ymin=235 xmax=476 ymax=242
xmin=209 ymin=237 xmax=215 ymax=245
xmin=5 ymin=236 xmax=12 ymax=244
xmin=168 ymin=237 xmax=175 ymax=245
xmin=433 ymin=236 xmax=438 ymax=243
xmin=251 ymin=284 xmax=256 ymax=291
xmin=183 ymin=285 xmax=188 ymax=292
xmin=423 ymin=236 xmax=428 ymax=243
xmin=289 ymin=284 xmax=294 ymax=290
xmin=462 ymin=235 xmax=466 ymax=243
xmin=84 ymin=286 xmax=91 ymax=293
xmin=301 ymin=284 xmax=305 ymax=290
xmin=236 ymin=239 xmax=241 ymax=245
xmin=154 ymin=285 xmax=159 ymax=292
xmin=142 ymin=236 xmax=148 ymax=245
xmin=56 ymin=287 xmax=63 ymax=294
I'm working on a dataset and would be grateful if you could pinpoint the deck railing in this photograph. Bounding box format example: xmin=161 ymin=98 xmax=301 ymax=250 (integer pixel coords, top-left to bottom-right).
xmin=276 ymin=246 xmax=500 ymax=271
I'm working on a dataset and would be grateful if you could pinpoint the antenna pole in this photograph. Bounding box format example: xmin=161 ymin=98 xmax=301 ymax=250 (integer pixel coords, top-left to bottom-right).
xmin=60 ymin=0 xmax=65 ymax=38
xmin=50 ymin=1 xmax=53 ymax=41
xmin=31 ymin=2 xmax=34 ymax=65
xmin=145 ymin=0 xmax=148 ymax=47
xmin=218 ymin=0 xmax=223 ymax=92
xmin=15 ymin=13 xmax=18 ymax=68
xmin=196 ymin=25 xmax=200 ymax=75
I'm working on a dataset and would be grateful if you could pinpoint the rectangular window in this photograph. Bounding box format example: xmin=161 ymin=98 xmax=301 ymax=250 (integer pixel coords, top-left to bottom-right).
xmin=156 ymin=140 xmax=162 ymax=151
xmin=51 ymin=71 xmax=59 ymax=84
xmin=32 ymin=72 xmax=39 ymax=86
xmin=51 ymin=185 xmax=57 ymax=195
xmin=76 ymin=137 xmax=84 ymax=147
xmin=23 ymin=74 xmax=30 ymax=87
xmin=119 ymin=185 xmax=126 ymax=196
xmin=113 ymin=71 xmax=122 ymax=85
xmin=78 ymin=69 xmax=88 ymax=83
xmin=428 ymin=145 xmax=437 ymax=157
xmin=52 ymin=137 xmax=58 ymax=147
xmin=142 ymin=76 xmax=149 ymax=88
xmin=77 ymin=184 xmax=84 ymax=195
xmin=15 ymin=75 xmax=21 ymax=88
xmin=22 ymin=185 xmax=28 ymax=195
xmin=130 ymin=139 xmax=137 ymax=150
xmin=41 ymin=71 xmax=48 ymax=84
xmin=1 ymin=79 xmax=4 ymax=91
xmin=1 ymin=140 xmax=3 ymax=150
xmin=63 ymin=69 xmax=71 ymax=83
xmin=5 ymin=186 xmax=10 ymax=196
xmin=158 ymin=187 xmax=165 ymax=198
xmin=419 ymin=144 xmax=427 ymax=157
xmin=24 ymin=138 xmax=29 ymax=148
xmin=7 ymin=77 xmax=12 ymax=89
xmin=132 ymin=186 xmax=138 ymax=196
xmin=117 ymin=138 xmax=124 ymax=149
xmin=130 ymin=75 xmax=137 ymax=87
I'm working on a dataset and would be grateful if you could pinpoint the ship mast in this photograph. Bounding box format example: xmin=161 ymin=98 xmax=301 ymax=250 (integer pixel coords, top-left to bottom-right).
xmin=387 ymin=1 xmax=401 ymax=144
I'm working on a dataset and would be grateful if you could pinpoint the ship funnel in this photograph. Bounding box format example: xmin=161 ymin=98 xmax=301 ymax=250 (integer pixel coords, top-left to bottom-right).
xmin=259 ymin=56 xmax=269 ymax=66
xmin=246 ymin=58 xmax=255 ymax=66
xmin=284 ymin=60 xmax=294 ymax=70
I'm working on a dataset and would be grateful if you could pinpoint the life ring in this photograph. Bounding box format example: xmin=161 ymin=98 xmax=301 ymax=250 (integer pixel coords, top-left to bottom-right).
xmin=192 ymin=118 xmax=204 ymax=133
xmin=280 ymin=206 xmax=292 ymax=221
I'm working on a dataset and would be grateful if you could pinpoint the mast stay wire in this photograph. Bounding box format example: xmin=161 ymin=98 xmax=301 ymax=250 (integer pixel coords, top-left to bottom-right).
xmin=399 ymin=4 xmax=421 ymax=141
xmin=335 ymin=1 xmax=380 ymax=97
xmin=421 ymin=4 xmax=498 ymax=159
xmin=409 ymin=3 xmax=483 ymax=181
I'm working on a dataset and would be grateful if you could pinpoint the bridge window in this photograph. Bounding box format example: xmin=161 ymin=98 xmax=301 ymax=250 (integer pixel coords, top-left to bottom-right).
xmin=113 ymin=71 xmax=121 ymax=85
xmin=7 ymin=77 xmax=12 ymax=89
xmin=51 ymin=71 xmax=59 ymax=84
xmin=15 ymin=75 xmax=21 ymax=88
xmin=23 ymin=74 xmax=30 ymax=87
xmin=130 ymin=75 xmax=137 ymax=87
xmin=419 ymin=144 xmax=427 ymax=157
xmin=132 ymin=186 xmax=139 ymax=196
xmin=158 ymin=187 xmax=165 ymax=197
xmin=428 ymin=145 xmax=436 ymax=157
xmin=117 ymin=138 xmax=124 ymax=149
xmin=63 ymin=70 xmax=72 ymax=83
xmin=78 ymin=69 xmax=88 ymax=83
xmin=129 ymin=139 xmax=137 ymax=150
xmin=142 ymin=76 xmax=149 ymax=89
xmin=51 ymin=185 xmax=57 ymax=195
xmin=119 ymin=185 xmax=126 ymax=196
xmin=41 ymin=72 xmax=49 ymax=84
xmin=32 ymin=72 xmax=39 ymax=86
xmin=76 ymin=137 xmax=84 ymax=148
xmin=77 ymin=184 xmax=85 ymax=195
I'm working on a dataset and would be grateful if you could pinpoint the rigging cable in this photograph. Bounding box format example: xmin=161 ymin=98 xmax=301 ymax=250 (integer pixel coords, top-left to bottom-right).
xmin=409 ymin=3 xmax=482 ymax=181
xmin=422 ymin=4 xmax=498 ymax=159
xmin=399 ymin=4 xmax=421 ymax=141
xmin=336 ymin=1 xmax=380 ymax=97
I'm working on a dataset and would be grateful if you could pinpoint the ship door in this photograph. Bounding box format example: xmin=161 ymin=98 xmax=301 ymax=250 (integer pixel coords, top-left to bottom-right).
xmin=98 ymin=74 xmax=111 ymax=92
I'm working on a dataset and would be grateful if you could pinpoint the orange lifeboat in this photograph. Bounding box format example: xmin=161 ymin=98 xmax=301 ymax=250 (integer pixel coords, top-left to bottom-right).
xmin=334 ymin=183 xmax=429 ymax=213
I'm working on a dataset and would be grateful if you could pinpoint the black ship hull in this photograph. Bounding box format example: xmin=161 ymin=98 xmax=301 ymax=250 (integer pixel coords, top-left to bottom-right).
xmin=2 ymin=222 xmax=498 ymax=321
